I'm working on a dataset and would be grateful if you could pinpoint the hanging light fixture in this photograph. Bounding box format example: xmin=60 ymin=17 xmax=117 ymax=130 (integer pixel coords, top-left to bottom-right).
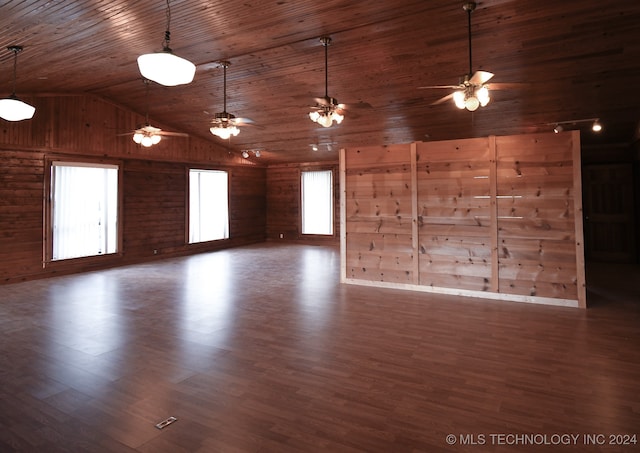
xmin=309 ymin=37 xmax=345 ymax=128
xmin=453 ymin=2 xmax=491 ymax=111
xmin=131 ymin=79 xmax=161 ymax=147
xmin=209 ymin=61 xmax=247 ymax=139
xmin=0 ymin=45 xmax=35 ymax=122
xmin=137 ymin=0 xmax=196 ymax=86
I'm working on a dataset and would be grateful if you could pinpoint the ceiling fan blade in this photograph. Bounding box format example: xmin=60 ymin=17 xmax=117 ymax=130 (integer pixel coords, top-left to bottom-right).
xmin=314 ymin=97 xmax=330 ymax=106
xmin=430 ymin=92 xmax=455 ymax=106
xmin=234 ymin=117 xmax=255 ymax=125
xmin=159 ymin=131 xmax=189 ymax=137
xmin=340 ymin=101 xmax=373 ymax=109
xmin=469 ymin=71 xmax=494 ymax=85
xmin=418 ymin=85 xmax=462 ymax=90
xmin=486 ymin=82 xmax=529 ymax=90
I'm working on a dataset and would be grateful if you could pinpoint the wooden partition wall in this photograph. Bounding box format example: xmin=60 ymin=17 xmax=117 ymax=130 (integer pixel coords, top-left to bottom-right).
xmin=340 ymin=131 xmax=586 ymax=308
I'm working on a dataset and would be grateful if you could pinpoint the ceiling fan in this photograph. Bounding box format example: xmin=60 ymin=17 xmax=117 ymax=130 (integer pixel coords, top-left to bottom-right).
xmin=119 ymin=79 xmax=188 ymax=147
xmin=419 ymin=1 xmax=517 ymax=111
xmin=309 ymin=36 xmax=346 ymax=128
xmin=209 ymin=61 xmax=255 ymax=140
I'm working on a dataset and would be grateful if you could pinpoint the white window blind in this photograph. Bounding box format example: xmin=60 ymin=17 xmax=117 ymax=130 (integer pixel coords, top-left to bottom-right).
xmin=51 ymin=162 xmax=119 ymax=260
xmin=189 ymin=169 xmax=229 ymax=243
xmin=301 ymin=170 xmax=333 ymax=235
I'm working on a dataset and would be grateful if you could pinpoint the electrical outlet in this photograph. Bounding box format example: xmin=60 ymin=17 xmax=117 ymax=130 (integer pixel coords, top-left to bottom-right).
xmin=279 ymin=233 xmax=284 ymax=239
xmin=153 ymin=249 xmax=158 ymax=255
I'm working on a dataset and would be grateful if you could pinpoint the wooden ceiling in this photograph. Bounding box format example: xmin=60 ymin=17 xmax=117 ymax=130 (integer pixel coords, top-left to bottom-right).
xmin=1 ymin=0 xmax=639 ymax=163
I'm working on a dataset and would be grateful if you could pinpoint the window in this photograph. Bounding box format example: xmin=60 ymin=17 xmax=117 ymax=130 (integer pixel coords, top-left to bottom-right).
xmin=301 ymin=169 xmax=333 ymax=235
xmin=189 ymin=169 xmax=229 ymax=243
xmin=50 ymin=162 xmax=119 ymax=260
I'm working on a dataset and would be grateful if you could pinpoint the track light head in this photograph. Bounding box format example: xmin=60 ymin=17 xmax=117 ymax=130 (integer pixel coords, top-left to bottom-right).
xmin=592 ymin=119 xmax=602 ymax=132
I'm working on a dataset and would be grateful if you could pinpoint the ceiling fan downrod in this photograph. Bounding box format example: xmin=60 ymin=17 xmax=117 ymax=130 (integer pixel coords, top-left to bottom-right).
xmin=463 ymin=1 xmax=476 ymax=76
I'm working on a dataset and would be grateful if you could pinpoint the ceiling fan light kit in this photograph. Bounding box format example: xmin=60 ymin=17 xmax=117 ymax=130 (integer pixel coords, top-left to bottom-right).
xmin=0 ymin=45 xmax=36 ymax=122
xmin=209 ymin=61 xmax=252 ymax=139
xmin=137 ymin=0 xmax=196 ymax=86
xmin=210 ymin=112 xmax=241 ymax=139
xmin=420 ymin=2 xmax=501 ymax=112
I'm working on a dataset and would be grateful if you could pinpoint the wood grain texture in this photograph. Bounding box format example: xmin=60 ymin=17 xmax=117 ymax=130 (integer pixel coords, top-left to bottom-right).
xmin=265 ymin=163 xmax=340 ymax=243
xmin=0 ymin=243 xmax=638 ymax=452
xmin=343 ymin=132 xmax=586 ymax=307
xmin=1 ymin=1 xmax=637 ymax=163
xmin=0 ymin=96 xmax=266 ymax=283
xmin=496 ymin=132 xmax=580 ymax=301
xmin=344 ymin=145 xmax=414 ymax=284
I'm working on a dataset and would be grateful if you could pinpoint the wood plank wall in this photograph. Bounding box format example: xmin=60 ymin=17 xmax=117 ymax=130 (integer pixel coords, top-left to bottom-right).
xmin=341 ymin=132 xmax=587 ymax=308
xmin=266 ymin=163 xmax=339 ymax=243
xmin=0 ymin=95 xmax=266 ymax=283
xmin=343 ymin=145 xmax=414 ymax=283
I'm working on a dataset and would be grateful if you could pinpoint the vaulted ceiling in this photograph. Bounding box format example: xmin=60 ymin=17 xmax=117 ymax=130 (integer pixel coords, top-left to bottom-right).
xmin=1 ymin=0 xmax=639 ymax=163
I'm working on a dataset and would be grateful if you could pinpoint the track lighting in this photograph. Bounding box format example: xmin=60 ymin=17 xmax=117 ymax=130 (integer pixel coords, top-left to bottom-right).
xmin=137 ymin=0 xmax=196 ymax=86
xmin=548 ymin=118 xmax=603 ymax=134
xmin=0 ymin=45 xmax=35 ymax=121
xmin=241 ymin=150 xmax=262 ymax=159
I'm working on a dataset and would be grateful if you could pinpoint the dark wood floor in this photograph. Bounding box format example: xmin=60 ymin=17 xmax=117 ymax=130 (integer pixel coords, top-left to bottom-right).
xmin=0 ymin=243 xmax=639 ymax=452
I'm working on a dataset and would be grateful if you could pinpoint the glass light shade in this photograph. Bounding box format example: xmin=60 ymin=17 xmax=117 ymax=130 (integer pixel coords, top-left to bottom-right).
xmin=141 ymin=135 xmax=154 ymax=147
xmin=592 ymin=121 xmax=602 ymax=132
xmin=311 ymin=110 xmax=343 ymax=128
xmin=453 ymin=91 xmax=466 ymax=109
xmin=137 ymin=51 xmax=196 ymax=87
xmin=0 ymin=96 xmax=36 ymax=121
xmin=133 ymin=132 xmax=144 ymax=144
xmin=210 ymin=125 xmax=240 ymax=139
xmin=318 ymin=114 xmax=333 ymax=128
xmin=151 ymin=134 xmax=162 ymax=144
xmin=465 ymin=96 xmax=480 ymax=111
xmin=477 ymin=86 xmax=490 ymax=106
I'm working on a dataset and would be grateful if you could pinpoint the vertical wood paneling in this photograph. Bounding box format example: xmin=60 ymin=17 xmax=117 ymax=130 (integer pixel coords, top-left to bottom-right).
xmin=0 ymin=150 xmax=45 ymax=279
xmin=266 ymin=166 xmax=300 ymax=240
xmin=0 ymin=95 xmax=266 ymax=283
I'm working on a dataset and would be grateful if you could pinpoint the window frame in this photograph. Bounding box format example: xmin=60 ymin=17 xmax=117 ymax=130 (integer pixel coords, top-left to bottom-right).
xmin=43 ymin=155 xmax=124 ymax=268
xmin=299 ymin=167 xmax=336 ymax=238
xmin=186 ymin=167 xmax=231 ymax=245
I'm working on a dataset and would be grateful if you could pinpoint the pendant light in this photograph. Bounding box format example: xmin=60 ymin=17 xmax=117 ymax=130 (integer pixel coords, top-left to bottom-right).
xmin=133 ymin=79 xmax=162 ymax=147
xmin=137 ymin=0 xmax=196 ymax=86
xmin=455 ymin=1 xmax=491 ymax=111
xmin=309 ymin=37 xmax=345 ymax=128
xmin=0 ymin=46 xmax=36 ymax=122
xmin=209 ymin=61 xmax=240 ymax=139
